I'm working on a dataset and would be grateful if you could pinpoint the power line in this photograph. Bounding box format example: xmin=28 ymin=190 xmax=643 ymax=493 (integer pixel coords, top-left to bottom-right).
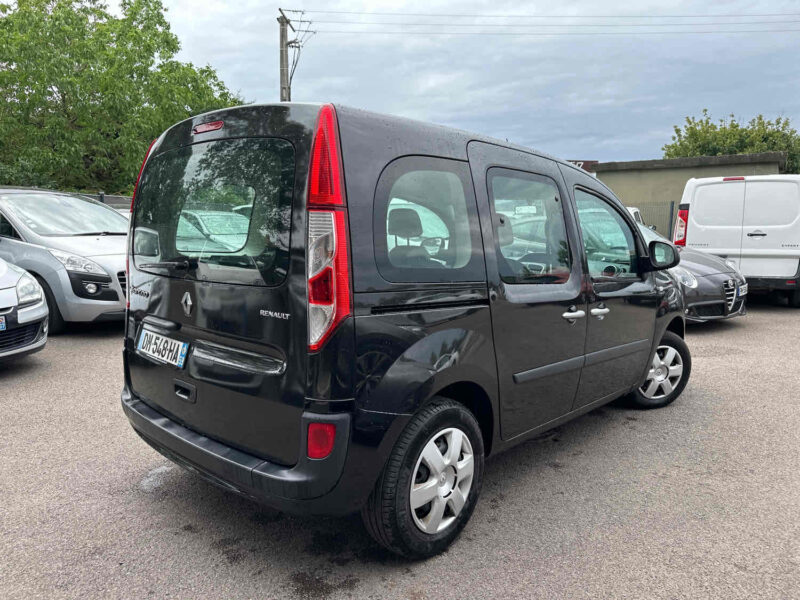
xmin=286 ymin=8 xmax=800 ymax=19
xmin=306 ymin=28 xmax=800 ymax=36
xmin=309 ymin=18 xmax=800 ymax=28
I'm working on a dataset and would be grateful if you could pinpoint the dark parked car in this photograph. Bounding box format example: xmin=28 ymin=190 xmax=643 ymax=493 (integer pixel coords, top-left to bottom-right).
xmin=122 ymin=103 xmax=690 ymax=558
xmin=638 ymin=224 xmax=747 ymax=322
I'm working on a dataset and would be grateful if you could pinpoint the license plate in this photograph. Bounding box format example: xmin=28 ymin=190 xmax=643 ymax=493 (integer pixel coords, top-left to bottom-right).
xmin=738 ymin=283 xmax=748 ymax=297
xmin=137 ymin=330 xmax=189 ymax=368
xmin=0 ymin=316 xmax=5 ymax=331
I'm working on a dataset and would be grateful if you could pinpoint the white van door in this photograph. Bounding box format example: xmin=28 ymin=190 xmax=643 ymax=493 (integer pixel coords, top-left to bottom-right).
xmin=740 ymin=179 xmax=800 ymax=278
xmin=688 ymin=180 xmax=745 ymax=263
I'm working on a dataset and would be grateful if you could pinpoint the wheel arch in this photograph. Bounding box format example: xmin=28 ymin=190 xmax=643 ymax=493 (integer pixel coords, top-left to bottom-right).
xmin=665 ymin=316 xmax=685 ymax=338
xmin=431 ymin=381 xmax=494 ymax=456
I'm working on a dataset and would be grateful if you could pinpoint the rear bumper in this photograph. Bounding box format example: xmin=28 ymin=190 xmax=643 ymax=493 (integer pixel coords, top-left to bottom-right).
xmin=121 ymin=385 xmax=368 ymax=515
xmin=746 ymin=277 xmax=799 ymax=292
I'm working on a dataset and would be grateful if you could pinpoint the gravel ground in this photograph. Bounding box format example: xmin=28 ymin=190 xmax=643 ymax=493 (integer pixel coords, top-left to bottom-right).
xmin=2 ymin=300 xmax=799 ymax=599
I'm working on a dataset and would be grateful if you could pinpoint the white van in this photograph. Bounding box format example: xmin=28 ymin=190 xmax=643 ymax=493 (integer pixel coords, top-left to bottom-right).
xmin=675 ymin=175 xmax=800 ymax=306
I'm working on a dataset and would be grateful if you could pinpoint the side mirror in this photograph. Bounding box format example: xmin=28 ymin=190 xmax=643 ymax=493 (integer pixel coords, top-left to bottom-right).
xmin=648 ymin=240 xmax=679 ymax=270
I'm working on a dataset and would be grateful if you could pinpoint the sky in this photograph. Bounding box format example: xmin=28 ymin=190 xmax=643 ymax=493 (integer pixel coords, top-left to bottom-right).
xmin=151 ymin=0 xmax=800 ymax=163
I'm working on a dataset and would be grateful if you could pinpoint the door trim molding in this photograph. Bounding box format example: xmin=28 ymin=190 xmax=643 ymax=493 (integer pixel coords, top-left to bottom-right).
xmin=584 ymin=338 xmax=650 ymax=367
xmin=513 ymin=355 xmax=585 ymax=384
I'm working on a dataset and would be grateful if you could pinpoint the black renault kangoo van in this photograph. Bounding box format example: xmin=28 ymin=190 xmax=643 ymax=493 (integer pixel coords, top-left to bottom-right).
xmin=122 ymin=103 xmax=690 ymax=557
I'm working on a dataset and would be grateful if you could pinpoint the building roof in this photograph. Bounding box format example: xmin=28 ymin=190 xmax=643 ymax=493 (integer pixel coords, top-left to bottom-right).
xmin=589 ymin=151 xmax=788 ymax=173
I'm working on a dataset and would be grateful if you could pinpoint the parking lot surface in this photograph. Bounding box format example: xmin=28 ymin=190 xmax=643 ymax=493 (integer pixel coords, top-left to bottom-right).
xmin=2 ymin=302 xmax=799 ymax=599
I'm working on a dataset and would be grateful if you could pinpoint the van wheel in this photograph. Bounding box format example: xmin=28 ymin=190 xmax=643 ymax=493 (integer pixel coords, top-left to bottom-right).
xmin=627 ymin=331 xmax=691 ymax=409
xmin=361 ymin=397 xmax=484 ymax=558
xmin=788 ymin=290 xmax=800 ymax=308
xmin=34 ymin=276 xmax=65 ymax=334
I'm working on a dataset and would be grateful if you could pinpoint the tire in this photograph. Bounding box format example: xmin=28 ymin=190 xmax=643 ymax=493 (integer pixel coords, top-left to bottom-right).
xmin=627 ymin=331 xmax=691 ymax=409
xmin=34 ymin=276 xmax=65 ymax=334
xmin=361 ymin=397 xmax=484 ymax=558
xmin=788 ymin=290 xmax=800 ymax=308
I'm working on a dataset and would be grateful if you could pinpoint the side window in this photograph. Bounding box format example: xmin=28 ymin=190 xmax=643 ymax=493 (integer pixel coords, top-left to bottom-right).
xmin=488 ymin=168 xmax=571 ymax=285
xmin=374 ymin=157 xmax=484 ymax=283
xmin=0 ymin=213 xmax=20 ymax=239
xmin=574 ymin=188 xmax=638 ymax=279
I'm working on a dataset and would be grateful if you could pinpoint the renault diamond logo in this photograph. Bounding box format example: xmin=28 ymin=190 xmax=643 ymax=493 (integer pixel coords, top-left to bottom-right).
xmin=181 ymin=292 xmax=193 ymax=317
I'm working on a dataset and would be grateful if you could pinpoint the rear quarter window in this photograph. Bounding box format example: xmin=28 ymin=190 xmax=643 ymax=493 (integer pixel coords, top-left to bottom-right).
xmin=373 ymin=156 xmax=485 ymax=284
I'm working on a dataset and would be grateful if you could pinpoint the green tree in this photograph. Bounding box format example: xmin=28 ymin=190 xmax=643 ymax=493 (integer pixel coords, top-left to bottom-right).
xmin=0 ymin=0 xmax=243 ymax=193
xmin=663 ymin=109 xmax=800 ymax=174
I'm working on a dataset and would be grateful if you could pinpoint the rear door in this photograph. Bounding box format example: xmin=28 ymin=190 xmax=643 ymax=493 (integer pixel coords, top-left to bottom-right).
xmin=740 ymin=179 xmax=800 ymax=278
xmin=687 ymin=180 xmax=745 ymax=264
xmin=468 ymin=142 xmax=587 ymax=440
xmin=127 ymin=112 xmax=312 ymax=467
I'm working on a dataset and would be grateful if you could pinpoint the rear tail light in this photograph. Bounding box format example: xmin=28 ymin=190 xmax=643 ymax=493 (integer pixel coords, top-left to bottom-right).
xmin=306 ymin=105 xmax=351 ymax=351
xmin=674 ymin=208 xmax=689 ymax=246
xmin=307 ymin=423 xmax=336 ymax=459
xmin=127 ymin=138 xmax=157 ymax=309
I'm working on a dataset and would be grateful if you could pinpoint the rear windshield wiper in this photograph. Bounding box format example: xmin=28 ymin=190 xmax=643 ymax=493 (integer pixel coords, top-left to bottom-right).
xmin=138 ymin=257 xmax=198 ymax=271
xmin=73 ymin=231 xmax=127 ymax=236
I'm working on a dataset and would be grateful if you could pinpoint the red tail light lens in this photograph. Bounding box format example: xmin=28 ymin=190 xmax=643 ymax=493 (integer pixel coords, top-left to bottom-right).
xmin=192 ymin=120 xmax=224 ymax=135
xmin=307 ymin=105 xmax=351 ymax=352
xmin=723 ymin=176 xmax=745 ymax=181
xmin=307 ymin=423 xmax=336 ymax=459
xmin=674 ymin=208 xmax=689 ymax=246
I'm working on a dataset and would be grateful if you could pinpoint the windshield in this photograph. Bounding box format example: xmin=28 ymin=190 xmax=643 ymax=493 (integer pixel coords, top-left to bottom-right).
xmin=0 ymin=192 xmax=129 ymax=236
xmin=637 ymin=223 xmax=666 ymax=243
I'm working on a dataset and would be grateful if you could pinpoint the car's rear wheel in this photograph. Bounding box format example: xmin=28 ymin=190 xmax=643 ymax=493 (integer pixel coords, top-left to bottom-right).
xmin=34 ymin=276 xmax=65 ymax=334
xmin=627 ymin=331 xmax=691 ymax=409
xmin=361 ymin=397 xmax=484 ymax=558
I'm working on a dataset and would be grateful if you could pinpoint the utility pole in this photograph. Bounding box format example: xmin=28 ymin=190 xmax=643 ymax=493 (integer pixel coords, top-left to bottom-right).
xmin=278 ymin=10 xmax=292 ymax=101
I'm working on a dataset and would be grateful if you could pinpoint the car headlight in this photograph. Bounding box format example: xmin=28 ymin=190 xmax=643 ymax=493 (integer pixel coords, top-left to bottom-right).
xmin=16 ymin=273 xmax=42 ymax=306
xmin=49 ymin=249 xmax=106 ymax=275
xmin=671 ymin=266 xmax=698 ymax=289
xmin=725 ymin=259 xmax=745 ymax=280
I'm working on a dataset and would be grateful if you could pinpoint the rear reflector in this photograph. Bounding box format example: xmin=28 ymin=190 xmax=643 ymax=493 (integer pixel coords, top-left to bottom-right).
xmin=787 ymin=280 xmax=797 ymax=286
xmin=192 ymin=120 xmax=224 ymax=134
xmin=307 ymin=105 xmax=351 ymax=352
xmin=673 ymin=208 xmax=689 ymax=246
xmin=723 ymin=176 xmax=745 ymax=181
xmin=307 ymin=423 xmax=336 ymax=459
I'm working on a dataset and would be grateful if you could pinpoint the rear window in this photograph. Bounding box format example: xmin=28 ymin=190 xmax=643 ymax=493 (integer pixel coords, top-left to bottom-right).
xmin=693 ymin=182 xmax=744 ymax=226
xmin=133 ymin=138 xmax=294 ymax=286
xmin=744 ymin=181 xmax=800 ymax=227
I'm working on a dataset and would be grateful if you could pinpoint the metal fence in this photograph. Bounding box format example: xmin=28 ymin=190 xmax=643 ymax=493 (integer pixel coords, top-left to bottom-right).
xmin=84 ymin=192 xmax=132 ymax=208
xmin=636 ymin=202 xmax=676 ymax=239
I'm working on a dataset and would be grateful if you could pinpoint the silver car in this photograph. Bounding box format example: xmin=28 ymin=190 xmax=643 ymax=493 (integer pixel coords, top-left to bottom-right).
xmin=0 ymin=188 xmax=128 ymax=333
xmin=0 ymin=257 xmax=49 ymax=360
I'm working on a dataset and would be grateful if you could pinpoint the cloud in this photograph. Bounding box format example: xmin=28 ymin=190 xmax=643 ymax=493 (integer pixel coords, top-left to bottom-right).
xmin=157 ymin=0 xmax=800 ymax=161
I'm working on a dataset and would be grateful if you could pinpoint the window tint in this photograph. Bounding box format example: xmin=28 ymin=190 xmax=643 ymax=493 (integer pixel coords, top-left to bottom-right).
xmin=0 ymin=213 xmax=20 ymax=239
xmin=574 ymin=189 xmax=638 ymax=279
xmin=488 ymin=169 xmax=571 ymax=284
xmin=375 ymin=157 xmax=483 ymax=283
xmin=744 ymin=181 xmax=800 ymax=227
xmin=693 ymin=182 xmax=744 ymax=226
xmin=133 ymin=138 xmax=294 ymax=287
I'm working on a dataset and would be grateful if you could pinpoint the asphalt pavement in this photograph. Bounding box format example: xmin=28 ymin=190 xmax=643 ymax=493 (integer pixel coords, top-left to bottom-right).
xmin=2 ymin=300 xmax=798 ymax=599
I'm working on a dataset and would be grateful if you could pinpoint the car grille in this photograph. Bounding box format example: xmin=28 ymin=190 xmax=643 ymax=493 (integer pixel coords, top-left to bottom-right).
xmin=0 ymin=323 xmax=40 ymax=352
xmin=695 ymin=304 xmax=725 ymax=318
xmin=723 ymin=280 xmax=737 ymax=311
xmin=117 ymin=271 xmax=127 ymax=297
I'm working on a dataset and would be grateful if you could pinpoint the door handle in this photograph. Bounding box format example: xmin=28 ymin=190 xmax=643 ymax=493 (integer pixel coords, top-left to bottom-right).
xmin=590 ymin=306 xmax=610 ymax=319
xmin=561 ymin=307 xmax=586 ymax=323
xmin=747 ymin=231 xmax=767 ymax=237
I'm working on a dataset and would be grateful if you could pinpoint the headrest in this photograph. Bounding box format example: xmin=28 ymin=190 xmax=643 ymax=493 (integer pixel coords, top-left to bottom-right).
xmin=388 ymin=208 xmax=423 ymax=238
xmin=496 ymin=214 xmax=514 ymax=247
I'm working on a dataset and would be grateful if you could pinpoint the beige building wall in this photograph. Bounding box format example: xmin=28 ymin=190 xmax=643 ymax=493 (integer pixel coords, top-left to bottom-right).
xmin=590 ymin=154 xmax=784 ymax=236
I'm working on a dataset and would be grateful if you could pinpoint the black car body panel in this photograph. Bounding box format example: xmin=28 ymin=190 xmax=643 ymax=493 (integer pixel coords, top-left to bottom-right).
xmin=122 ymin=103 xmax=686 ymax=516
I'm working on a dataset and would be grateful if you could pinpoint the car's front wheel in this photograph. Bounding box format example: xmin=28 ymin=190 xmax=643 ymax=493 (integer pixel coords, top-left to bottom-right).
xmin=361 ymin=397 xmax=484 ymax=558
xmin=627 ymin=331 xmax=691 ymax=409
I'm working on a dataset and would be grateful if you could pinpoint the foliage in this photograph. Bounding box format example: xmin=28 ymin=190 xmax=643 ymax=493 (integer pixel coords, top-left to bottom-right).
xmin=663 ymin=109 xmax=800 ymax=174
xmin=0 ymin=0 xmax=243 ymax=193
